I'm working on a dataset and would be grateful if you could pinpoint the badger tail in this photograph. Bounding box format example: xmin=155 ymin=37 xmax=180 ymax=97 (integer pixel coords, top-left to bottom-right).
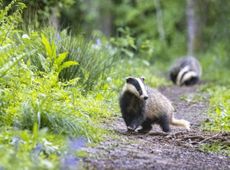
xmin=170 ymin=117 xmax=190 ymax=130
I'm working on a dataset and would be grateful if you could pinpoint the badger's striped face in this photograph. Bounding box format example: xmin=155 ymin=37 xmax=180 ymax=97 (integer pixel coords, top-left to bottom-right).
xmin=123 ymin=77 xmax=148 ymax=100
xmin=176 ymin=66 xmax=198 ymax=86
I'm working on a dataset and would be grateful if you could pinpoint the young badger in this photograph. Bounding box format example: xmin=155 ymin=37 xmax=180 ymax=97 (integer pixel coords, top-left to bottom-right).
xmin=169 ymin=56 xmax=202 ymax=86
xmin=119 ymin=77 xmax=190 ymax=133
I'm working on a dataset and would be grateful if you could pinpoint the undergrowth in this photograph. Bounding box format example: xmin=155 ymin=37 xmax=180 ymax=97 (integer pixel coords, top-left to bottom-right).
xmin=0 ymin=1 xmax=116 ymax=168
xmin=200 ymin=52 xmax=230 ymax=132
xmin=202 ymin=86 xmax=230 ymax=132
xmin=199 ymin=52 xmax=230 ymax=156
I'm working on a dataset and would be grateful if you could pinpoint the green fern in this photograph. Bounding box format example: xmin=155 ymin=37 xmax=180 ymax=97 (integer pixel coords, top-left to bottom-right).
xmin=0 ymin=0 xmax=27 ymax=76
xmin=40 ymin=34 xmax=78 ymax=74
xmin=0 ymin=0 xmax=26 ymax=45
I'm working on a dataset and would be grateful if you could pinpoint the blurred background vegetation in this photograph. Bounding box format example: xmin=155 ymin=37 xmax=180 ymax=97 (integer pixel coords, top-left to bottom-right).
xmin=0 ymin=0 xmax=229 ymax=168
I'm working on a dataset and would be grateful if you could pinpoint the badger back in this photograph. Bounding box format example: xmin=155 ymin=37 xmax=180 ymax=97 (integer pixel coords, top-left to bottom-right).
xmin=145 ymin=87 xmax=174 ymax=119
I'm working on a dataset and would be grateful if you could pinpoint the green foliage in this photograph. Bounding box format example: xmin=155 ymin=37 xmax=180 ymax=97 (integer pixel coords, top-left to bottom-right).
xmin=110 ymin=27 xmax=137 ymax=58
xmin=20 ymin=0 xmax=75 ymax=28
xmin=0 ymin=0 xmax=26 ymax=34
xmin=200 ymin=142 xmax=230 ymax=157
xmin=41 ymin=33 xmax=78 ymax=74
xmin=112 ymin=0 xmax=187 ymax=61
xmin=0 ymin=20 xmax=113 ymax=168
xmin=0 ymin=0 xmax=27 ymax=77
xmin=200 ymin=47 xmax=230 ymax=85
xmin=110 ymin=27 xmax=157 ymax=61
xmin=22 ymin=28 xmax=117 ymax=92
xmin=21 ymin=0 xmax=188 ymax=62
xmin=0 ymin=54 xmax=110 ymax=142
xmin=199 ymin=49 xmax=230 ymax=133
xmin=200 ymin=0 xmax=230 ymax=56
xmin=0 ymin=127 xmax=63 ymax=169
xmin=203 ymin=86 xmax=230 ymax=132
xmin=0 ymin=0 xmax=113 ymax=144
xmin=54 ymin=30 xmax=117 ymax=91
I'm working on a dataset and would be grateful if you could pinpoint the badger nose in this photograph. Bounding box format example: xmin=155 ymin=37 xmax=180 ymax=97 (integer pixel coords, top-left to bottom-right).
xmin=144 ymin=96 xmax=148 ymax=100
xmin=127 ymin=126 xmax=135 ymax=131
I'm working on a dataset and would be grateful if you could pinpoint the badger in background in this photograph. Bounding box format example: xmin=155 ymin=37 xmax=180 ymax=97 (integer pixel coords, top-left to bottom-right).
xmin=119 ymin=77 xmax=190 ymax=133
xmin=169 ymin=56 xmax=202 ymax=86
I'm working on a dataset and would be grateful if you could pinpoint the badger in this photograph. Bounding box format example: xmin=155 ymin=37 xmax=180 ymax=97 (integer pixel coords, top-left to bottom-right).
xmin=169 ymin=56 xmax=202 ymax=86
xmin=119 ymin=77 xmax=190 ymax=133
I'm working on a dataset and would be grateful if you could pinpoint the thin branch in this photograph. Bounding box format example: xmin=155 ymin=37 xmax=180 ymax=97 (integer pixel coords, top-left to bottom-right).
xmin=198 ymin=133 xmax=221 ymax=144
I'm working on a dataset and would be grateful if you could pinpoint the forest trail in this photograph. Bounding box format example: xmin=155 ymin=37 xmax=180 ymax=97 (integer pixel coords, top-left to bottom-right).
xmin=82 ymin=85 xmax=230 ymax=170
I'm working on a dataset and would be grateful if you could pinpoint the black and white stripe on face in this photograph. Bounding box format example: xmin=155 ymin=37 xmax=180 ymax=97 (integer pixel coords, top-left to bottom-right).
xmin=176 ymin=66 xmax=198 ymax=86
xmin=181 ymin=71 xmax=198 ymax=86
xmin=125 ymin=77 xmax=148 ymax=100
xmin=176 ymin=66 xmax=190 ymax=85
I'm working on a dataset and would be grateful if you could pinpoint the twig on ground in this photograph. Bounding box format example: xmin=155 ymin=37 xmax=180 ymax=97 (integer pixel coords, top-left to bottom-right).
xmin=198 ymin=133 xmax=221 ymax=144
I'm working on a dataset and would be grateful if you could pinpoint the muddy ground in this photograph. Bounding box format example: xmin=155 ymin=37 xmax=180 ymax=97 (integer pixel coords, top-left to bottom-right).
xmin=82 ymin=85 xmax=230 ymax=170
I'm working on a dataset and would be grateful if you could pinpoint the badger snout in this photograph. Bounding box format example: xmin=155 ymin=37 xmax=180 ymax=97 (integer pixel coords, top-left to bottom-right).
xmin=141 ymin=95 xmax=149 ymax=100
xmin=143 ymin=96 xmax=148 ymax=100
xmin=127 ymin=126 xmax=135 ymax=131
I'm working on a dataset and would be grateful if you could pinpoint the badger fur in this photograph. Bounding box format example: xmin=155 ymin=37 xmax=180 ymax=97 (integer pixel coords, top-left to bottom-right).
xmin=169 ymin=56 xmax=202 ymax=86
xmin=119 ymin=77 xmax=190 ymax=133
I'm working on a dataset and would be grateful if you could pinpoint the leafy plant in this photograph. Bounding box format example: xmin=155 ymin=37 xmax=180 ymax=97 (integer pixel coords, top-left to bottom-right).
xmin=41 ymin=33 xmax=78 ymax=74
xmin=110 ymin=27 xmax=137 ymax=58
xmin=54 ymin=29 xmax=117 ymax=91
xmin=0 ymin=0 xmax=27 ymax=76
xmin=0 ymin=0 xmax=26 ymax=41
xmin=204 ymin=86 xmax=230 ymax=132
xmin=0 ymin=126 xmax=62 ymax=169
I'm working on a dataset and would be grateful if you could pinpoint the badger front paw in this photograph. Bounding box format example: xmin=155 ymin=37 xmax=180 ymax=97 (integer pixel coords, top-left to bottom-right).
xmin=137 ymin=126 xmax=152 ymax=134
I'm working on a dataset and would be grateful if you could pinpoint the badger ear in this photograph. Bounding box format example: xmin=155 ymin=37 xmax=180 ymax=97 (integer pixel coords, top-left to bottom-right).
xmin=140 ymin=76 xmax=145 ymax=82
xmin=126 ymin=77 xmax=133 ymax=83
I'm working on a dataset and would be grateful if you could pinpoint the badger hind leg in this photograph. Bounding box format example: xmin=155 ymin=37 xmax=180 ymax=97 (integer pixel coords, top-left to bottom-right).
xmin=158 ymin=114 xmax=171 ymax=132
xmin=138 ymin=118 xmax=153 ymax=133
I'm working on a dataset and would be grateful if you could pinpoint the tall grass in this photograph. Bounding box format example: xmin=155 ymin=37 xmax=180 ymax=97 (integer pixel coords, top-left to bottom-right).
xmin=35 ymin=29 xmax=117 ymax=91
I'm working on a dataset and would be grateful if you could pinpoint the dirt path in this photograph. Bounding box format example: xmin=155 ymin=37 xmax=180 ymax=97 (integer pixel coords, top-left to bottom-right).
xmin=82 ymin=85 xmax=230 ymax=170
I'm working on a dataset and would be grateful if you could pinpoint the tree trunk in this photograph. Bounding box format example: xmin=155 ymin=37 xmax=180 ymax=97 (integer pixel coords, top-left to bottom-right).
xmin=154 ymin=0 xmax=165 ymax=42
xmin=49 ymin=7 xmax=59 ymax=30
xmin=186 ymin=0 xmax=201 ymax=55
xmin=100 ymin=6 xmax=112 ymax=37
